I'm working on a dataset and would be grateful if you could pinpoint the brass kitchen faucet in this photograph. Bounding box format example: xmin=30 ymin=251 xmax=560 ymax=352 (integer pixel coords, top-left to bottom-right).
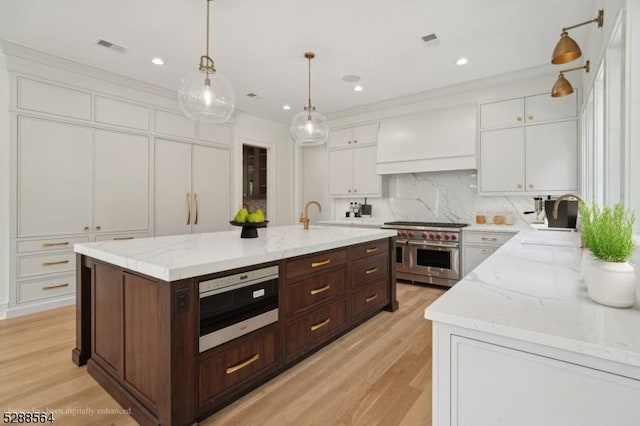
xmin=300 ymin=201 xmax=322 ymax=230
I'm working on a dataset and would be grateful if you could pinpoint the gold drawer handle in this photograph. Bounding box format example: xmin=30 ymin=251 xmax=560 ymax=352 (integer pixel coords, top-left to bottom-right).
xmin=365 ymin=293 xmax=379 ymax=303
xmin=41 ymin=260 xmax=70 ymax=266
xmin=365 ymin=247 xmax=378 ymax=254
xmin=311 ymin=259 xmax=331 ymax=268
xmin=365 ymin=267 xmax=378 ymax=275
xmin=310 ymin=284 xmax=331 ymax=295
xmin=225 ymin=353 xmax=260 ymax=375
xmin=42 ymin=242 xmax=69 ymax=248
xmin=481 ymin=237 xmax=498 ymax=242
xmin=481 ymin=249 xmax=489 ymax=254
xmin=42 ymin=283 xmax=69 ymax=291
xmin=113 ymin=236 xmax=134 ymax=241
xmin=310 ymin=318 xmax=331 ymax=331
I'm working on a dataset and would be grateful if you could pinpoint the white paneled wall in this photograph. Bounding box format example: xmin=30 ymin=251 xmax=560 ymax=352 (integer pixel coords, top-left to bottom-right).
xmin=0 ymin=49 xmax=9 ymax=318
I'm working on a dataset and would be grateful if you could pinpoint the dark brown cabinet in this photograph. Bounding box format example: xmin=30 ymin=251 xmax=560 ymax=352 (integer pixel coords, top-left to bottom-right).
xmin=242 ymin=145 xmax=267 ymax=199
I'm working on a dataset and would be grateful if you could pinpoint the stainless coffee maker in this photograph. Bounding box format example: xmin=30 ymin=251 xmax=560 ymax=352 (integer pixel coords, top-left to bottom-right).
xmin=524 ymin=196 xmax=545 ymax=224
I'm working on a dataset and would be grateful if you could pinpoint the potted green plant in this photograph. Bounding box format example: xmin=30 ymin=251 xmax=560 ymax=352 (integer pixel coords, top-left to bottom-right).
xmin=586 ymin=203 xmax=636 ymax=308
xmin=578 ymin=202 xmax=596 ymax=282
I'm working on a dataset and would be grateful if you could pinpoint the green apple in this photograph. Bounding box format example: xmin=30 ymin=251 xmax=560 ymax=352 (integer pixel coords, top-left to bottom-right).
xmin=233 ymin=207 xmax=249 ymax=223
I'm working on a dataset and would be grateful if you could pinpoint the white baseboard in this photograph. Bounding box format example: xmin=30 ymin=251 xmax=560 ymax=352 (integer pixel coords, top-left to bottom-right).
xmin=0 ymin=302 xmax=7 ymax=320
xmin=5 ymin=296 xmax=75 ymax=318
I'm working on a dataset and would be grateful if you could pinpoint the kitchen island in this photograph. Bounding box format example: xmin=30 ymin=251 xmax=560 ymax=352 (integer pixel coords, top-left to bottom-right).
xmin=426 ymin=230 xmax=640 ymax=426
xmin=72 ymin=225 xmax=397 ymax=426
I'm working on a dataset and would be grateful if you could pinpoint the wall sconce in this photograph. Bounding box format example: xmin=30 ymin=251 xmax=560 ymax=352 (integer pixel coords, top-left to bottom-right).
xmin=551 ymin=60 xmax=590 ymax=97
xmin=551 ymin=9 xmax=604 ymax=64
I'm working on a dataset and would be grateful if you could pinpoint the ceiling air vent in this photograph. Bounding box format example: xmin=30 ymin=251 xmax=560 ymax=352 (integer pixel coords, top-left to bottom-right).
xmin=96 ymin=39 xmax=129 ymax=54
xmin=245 ymin=93 xmax=263 ymax=100
xmin=420 ymin=33 xmax=438 ymax=44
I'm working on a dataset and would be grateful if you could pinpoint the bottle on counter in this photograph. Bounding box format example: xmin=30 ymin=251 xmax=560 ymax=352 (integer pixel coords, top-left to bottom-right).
xmin=248 ymin=180 xmax=254 ymax=196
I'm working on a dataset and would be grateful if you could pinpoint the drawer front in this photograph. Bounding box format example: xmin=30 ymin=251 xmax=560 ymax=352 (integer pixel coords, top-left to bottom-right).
xmin=285 ymin=268 xmax=346 ymax=316
xmin=18 ymin=275 xmax=76 ymax=303
xmin=94 ymin=232 xmax=149 ymax=242
xmin=285 ymin=299 xmax=347 ymax=358
xmin=17 ymin=236 xmax=89 ymax=253
xmin=18 ymin=252 xmax=76 ymax=278
xmin=351 ymin=253 xmax=389 ymax=290
xmin=349 ymin=238 xmax=389 ymax=261
xmin=285 ymin=249 xmax=347 ymax=280
xmin=199 ymin=327 xmax=278 ymax=406
xmin=351 ymin=279 xmax=390 ymax=320
xmin=463 ymin=231 xmax=516 ymax=246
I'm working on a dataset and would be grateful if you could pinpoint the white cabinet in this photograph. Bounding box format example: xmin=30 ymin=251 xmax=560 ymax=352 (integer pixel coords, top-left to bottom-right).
xmin=329 ymin=145 xmax=380 ymax=197
xmin=479 ymin=92 xmax=578 ymax=194
xmin=94 ymin=129 xmax=149 ymax=233
xmin=480 ymin=92 xmax=577 ymax=129
xmin=328 ymin=122 xmax=379 ymax=149
xmin=155 ymin=139 xmax=230 ymax=236
xmin=462 ymin=230 xmax=515 ymax=275
xmin=18 ymin=117 xmax=93 ymax=237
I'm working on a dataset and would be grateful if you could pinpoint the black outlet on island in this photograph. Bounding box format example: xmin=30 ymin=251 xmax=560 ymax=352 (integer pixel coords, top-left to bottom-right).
xmin=175 ymin=288 xmax=189 ymax=313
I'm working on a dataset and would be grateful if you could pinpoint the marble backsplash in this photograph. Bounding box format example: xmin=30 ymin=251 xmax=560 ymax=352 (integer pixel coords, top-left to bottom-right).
xmin=334 ymin=170 xmax=541 ymax=227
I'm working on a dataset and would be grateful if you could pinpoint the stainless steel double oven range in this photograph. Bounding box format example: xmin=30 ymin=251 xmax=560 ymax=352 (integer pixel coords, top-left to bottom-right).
xmin=381 ymin=221 xmax=468 ymax=287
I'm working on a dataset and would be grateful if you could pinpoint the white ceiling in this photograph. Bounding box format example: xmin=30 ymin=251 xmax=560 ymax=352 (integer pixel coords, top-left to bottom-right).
xmin=0 ymin=0 xmax=597 ymax=123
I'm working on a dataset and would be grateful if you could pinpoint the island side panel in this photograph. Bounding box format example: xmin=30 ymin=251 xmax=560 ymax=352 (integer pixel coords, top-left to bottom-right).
xmin=72 ymin=253 xmax=92 ymax=366
xmin=386 ymin=236 xmax=399 ymax=311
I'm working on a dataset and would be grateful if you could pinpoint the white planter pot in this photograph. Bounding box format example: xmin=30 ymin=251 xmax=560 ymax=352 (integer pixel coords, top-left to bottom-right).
xmin=579 ymin=249 xmax=595 ymax=284
xmin=587 ymin=260 xmax=636 ymax=308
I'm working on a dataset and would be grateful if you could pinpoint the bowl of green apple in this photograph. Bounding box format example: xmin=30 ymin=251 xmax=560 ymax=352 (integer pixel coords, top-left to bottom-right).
xmin=230 ymin=207 xmax=268 ymax=238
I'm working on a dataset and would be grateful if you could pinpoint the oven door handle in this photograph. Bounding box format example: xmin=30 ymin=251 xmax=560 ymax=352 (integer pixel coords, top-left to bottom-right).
xmin=408 ymin=241 xmax=458 ymax=249
xmin=395 ymin=239 xmax=408 ymax=244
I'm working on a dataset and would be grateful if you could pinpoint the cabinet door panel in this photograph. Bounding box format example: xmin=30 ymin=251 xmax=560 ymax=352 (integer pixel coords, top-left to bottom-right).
xmin=525 ymin=92 xmax=577 ymax=123
xmin=352 ymin=123 xmax=379 ymax=146
xmin=328 ymin=128 xmax=353 ymax=149
xmin=154 ymin=139 xmax=192 ymax=236
xmin=18 ymin=117 xmax=92 ymax=237
xmin=525 ymin=121 xmax=578 ymax=192
xmin=328 ymin=149 xmax=353 ymax=196
xmin=463 ymin=246 xmax=494 ymax=276
xmin=192 ymin=145 xmax=230 ymax=233
xmin=479 ymin=127 xmax=525 ymax=193
xmin=352 ymin=145 xmax=380 ymax=196
xmin=94 ymin=130 xmax=149 ymax=233
xmin=480 ymin=98 xmax=524 ymax=129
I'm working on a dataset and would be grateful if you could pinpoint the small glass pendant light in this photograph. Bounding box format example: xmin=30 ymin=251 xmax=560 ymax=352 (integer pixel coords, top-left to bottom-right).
xmin=178 ymin=0 xmax=235 ymax=123
xmin=290 ymin=52 xmax=329 ymax=147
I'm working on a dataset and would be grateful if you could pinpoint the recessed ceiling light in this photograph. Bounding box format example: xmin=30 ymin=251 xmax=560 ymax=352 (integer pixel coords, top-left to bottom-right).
xmin=151 ymin=57 xmax=165 ymax=66
xmin=282 ymin=105 xmax=291 ymax=110
xmin=342 ymin=75 xmax=361 ymax=83
xmin=456 ymin=57 xmax=469 ymax=66
xmin=353 ymin=85 xmax=364 ymax=92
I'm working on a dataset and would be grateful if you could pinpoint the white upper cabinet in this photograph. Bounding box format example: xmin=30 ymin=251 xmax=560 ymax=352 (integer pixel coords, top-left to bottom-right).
xmin=17 ymin=77 xmax=91 ymax=121
xmin=197 ymin=122 xmax=232 ymax=146
xmin=328 ymin=149 xmax=354 ymax=196
xmin=191 ymin=145 xmax=230 ymax=232
xmin=480 ymin=98 xmax=524 ymax=129
xmin=93 ymin=129 xmax=149 ymax=233
xmin=479 ymin=127 xmax=525 ymax=193
xmin=525 ymin=121 xmax=578 ymax=192
xmin=328 ymin=122 xmax=379 ymax=149
xmin=154 ymin=110 xmax=196 ymax=139
xmin=94 ymin=96 xmax=150 ymax=131
xmin=525 ymin=92 xmax=577 ymax=123
xmin=329 ymin=145 xmax=380 ymax=197
xmin=377 ymin=103 xmax=477 ymax=174
xmin=18 ymin=117 xmax=93 ymax=237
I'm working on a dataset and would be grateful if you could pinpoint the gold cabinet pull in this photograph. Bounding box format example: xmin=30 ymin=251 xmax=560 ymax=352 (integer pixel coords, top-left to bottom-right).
xmin=529 ymin=184 xmax=534 ymax=189
xmin=194 ymin=193 xmax=200 ymax=225
xmin=354 ymin=189 xmax=358 ymax=193
xmin=310 ymin=318 xmax=331 ymax=331
xmin=516 ymin=116 xmax=522 ymax=121
xmin=42 ymin=283 xmax=69 ymax=290
xmin=310 ymin=284 xmax=331 ymax=295
xmin=311 ymin=259 xmax=331 ymax=268
xmin=481 ymin=249 xmax=489 ymax=254
xmin=481 ymin=237 xmax=498 ymax=242
xmin=113 ymin=236 xmax=134 ymax=241
xmin=41 ymin=260 xmax=70 ymax=266
xmin=42 ymin=242 xmax=69 ymax=248
xmin=528 ymin=115 xmax=534 ymax=120
xmin=225 ymin=353 xmax=260 ymax=375
xmin=365 ymin=247 xmax=378 ymax=254
xmin=186 ymin=193 xmax=192 ymax=225
xmin=365 ymin=267 xmax=378 ymax=275
xmin=84 ymin=226 xmax=90 ymax=231
xmin=96 ymin=225 xmax=102 ymax=231
xmin=365 ymin=293 xmax=379 ymax=303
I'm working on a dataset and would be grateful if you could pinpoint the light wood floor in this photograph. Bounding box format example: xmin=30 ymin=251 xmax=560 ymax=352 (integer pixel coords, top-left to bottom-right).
xmin=0 ymin=284 xmax=444 ymax=425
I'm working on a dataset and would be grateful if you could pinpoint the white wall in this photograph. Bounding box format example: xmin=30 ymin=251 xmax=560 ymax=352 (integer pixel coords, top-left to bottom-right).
xmin=233 ymin=112 xmax=294 ymax=226
xmin=626 ymin=0 xmax=640 ymax=233
xmin=0 ymin=48 xmax=9 ymax=318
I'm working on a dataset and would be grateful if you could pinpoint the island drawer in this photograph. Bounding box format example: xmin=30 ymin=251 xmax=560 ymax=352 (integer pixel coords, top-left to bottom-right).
xmin=199 ymin=326 xmax=278 ymax=406
xmin=285 ymin=299 xmax=347 ymax=358
xmin=351 ymin=253 xmax=388 ymax=290
xmin=351 ymin=279 xmax=389 ymax=320
xmin=17 ymin=251 xmax=76 ymax=278
xmin=349 ymin=239 xmax=389 ymax=260
xmin=284 ymin=268 xmax=346 ymax=316
xmin=285 ymin=248 xmax=347 ymax=279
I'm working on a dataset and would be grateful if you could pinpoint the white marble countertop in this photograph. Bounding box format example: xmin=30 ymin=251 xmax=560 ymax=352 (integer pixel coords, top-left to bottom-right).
xmin=75 ymin=225 xmax=396 ymax=282
xmin=318 ymin=219 xmax=384 ymax=228
xmin=425 ymin=229 xmax=640 ymax=368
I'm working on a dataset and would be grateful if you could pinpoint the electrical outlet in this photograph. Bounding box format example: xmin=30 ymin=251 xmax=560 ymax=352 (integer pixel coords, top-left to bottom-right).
xmin=175 ymin=288 xmax=189 ymax=313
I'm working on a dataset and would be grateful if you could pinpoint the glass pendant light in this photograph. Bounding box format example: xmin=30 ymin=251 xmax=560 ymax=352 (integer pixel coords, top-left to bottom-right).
xmin=290 ymin=52 xmax=329 ymax=147
xmin=178 ymin=0 xmax=235 ymax=123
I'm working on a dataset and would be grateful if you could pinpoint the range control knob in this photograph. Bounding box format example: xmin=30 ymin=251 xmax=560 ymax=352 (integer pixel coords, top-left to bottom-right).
xmin=399 ymin=231 xmax=406 ymax=238
xmin=435 ymin=234 xmax=442 ymax=240
xmin=444 ymin=234 xmax=450 ymax=240
xmin=428 ymin=233 xmax=435 ymax=240
xmin=450 ymin=234 xmax=458 ymax=241
xmin=407 ymin=232 xmax=414 ymax=239
xmin=421 ymin=232 xmax=428 ymax=239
